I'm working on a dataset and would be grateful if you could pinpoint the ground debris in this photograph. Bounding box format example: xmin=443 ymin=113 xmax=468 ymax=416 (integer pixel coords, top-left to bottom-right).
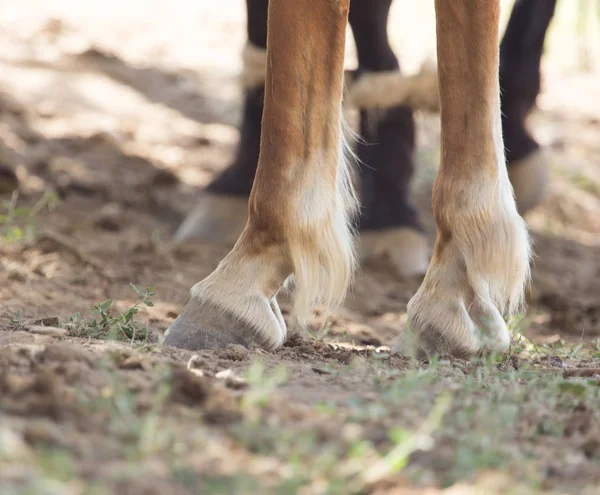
xmin=564 ymin=368 xmax=600 ymax=378
xmin=169 ymin=366 xmax=211 ymax=406
xmin=215 ymin=368 xmax=247 ymax=389
xmin=0 ymin=368 xmax=78 ymax=420
xmin=564 ymin=403 xmax=593 ymax=437
xmin=21 ymin=316 xmax=61 ymax=327
xmin=36 ymin=228 xmax=114 ymax=279
xmin=93 ymin=202 xmax=125 ymax=231
xmin=27 ymin=325 xmax=68 ymax=337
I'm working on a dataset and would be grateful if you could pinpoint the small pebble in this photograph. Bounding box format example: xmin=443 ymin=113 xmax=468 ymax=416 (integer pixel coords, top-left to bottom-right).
xmin=215 ymin=369 xmax=247 ymax=389
xmin=93 ymin=202 xmax=124 ymax=231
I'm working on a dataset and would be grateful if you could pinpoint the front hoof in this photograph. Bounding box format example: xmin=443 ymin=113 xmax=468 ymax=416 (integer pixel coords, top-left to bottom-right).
xmin=173 ymin=192 xmax=249 ymax=244
xmin=358 ymin=227 xmax=430 ymax=278
xmin=392 ymin=288 xmax=511 ymax=360
xmin=163 ymin=293 xmax=286 ymax=351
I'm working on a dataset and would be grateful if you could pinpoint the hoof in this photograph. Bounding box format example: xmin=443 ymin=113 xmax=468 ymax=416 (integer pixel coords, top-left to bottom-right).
xmin=173 ymin=192 xmax=249 ymax=244
xmin=358 ymin=228 xmax=430 ymax=278
xmin=391 ymin=294 xmax=511 ymax=360
xmin=164 ymin=300 xmax=254 ymax=350
xmin=392 ymin=202 xmax=529 ymax=359
xmin=164 ymin=276 xmax=287 ymax=351
xmin=509 ymin=149 xmax=549 ymax=215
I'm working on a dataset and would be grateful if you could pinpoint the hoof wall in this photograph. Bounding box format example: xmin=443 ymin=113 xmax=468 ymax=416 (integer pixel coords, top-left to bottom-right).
xmin=164 ymin=299 xmax=259 ymax=351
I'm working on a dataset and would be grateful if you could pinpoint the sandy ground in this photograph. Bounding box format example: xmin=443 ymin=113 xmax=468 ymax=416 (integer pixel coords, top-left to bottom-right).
xmin=1 ymin=1 xmax=600 ymax=494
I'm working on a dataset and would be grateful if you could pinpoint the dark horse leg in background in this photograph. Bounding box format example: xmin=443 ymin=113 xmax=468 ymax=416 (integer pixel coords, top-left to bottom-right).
xmin=348 ymin=0 xmax=430 ymax=277
xmin=501 ymin=0 xmax=557 ymax=214
xmin=174 ymin=0 xmax=268 ymax=244
xmin=175 ymin=0 xmax=556 ymax=273
xmin=175 ymin=0 xmax=429 ymax=278
xmin=175 ymin=0 xmax=430 ymax=277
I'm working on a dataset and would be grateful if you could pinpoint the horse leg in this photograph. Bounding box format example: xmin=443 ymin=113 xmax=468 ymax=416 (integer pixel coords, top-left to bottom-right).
xmin=394 ymin=0 xmax=531 ymax=358
xmin=174 ymin=0 xmax=268 ymax=244
xmin=165 ymin=0 xmax=356 ymax=350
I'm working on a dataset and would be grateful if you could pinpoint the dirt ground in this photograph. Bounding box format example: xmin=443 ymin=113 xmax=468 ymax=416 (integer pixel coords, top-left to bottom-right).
xmin=1 ymin=1 xmax=600 ymax=494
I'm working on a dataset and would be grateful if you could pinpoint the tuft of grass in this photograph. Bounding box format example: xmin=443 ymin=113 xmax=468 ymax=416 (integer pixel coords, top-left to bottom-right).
xmin=0 ymin=189 xmax=59 ymax=242
xmin=10 ymin=310 xmax=22 ymax=325
xmin=67 ymin=284 xmax=156 ymax=343
xmin=362 ymin=392 xmax=452 ymax=486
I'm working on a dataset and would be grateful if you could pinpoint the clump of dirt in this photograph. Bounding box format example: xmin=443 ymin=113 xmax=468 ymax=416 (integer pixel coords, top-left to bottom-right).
xmin=169 ymin=365 xmax=212 ymax=406
xmin=564 ymin=402 xmax=594 ymax=437
xmin=214 ymin=343 xmax=250 ymax=362
xmin=0 ymin=367 xmax=77 ymax=420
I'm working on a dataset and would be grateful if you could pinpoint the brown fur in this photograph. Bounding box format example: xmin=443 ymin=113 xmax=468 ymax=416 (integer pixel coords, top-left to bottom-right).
xmin=166 ymin=0 xmax=531 ymax=357
xmin=398 ymin=0 xmax=531 ymax=357
xmin=165 ymin=0 xmax=357 ymax=350
xmin=248 ymin=0 xmax=348 ymax=240
xmin=243 ymin=0 xmax=357 ymax=321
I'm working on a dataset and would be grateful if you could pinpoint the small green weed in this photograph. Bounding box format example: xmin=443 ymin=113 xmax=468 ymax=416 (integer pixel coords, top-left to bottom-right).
xmin=0 ymin=189 xmax=59 ymax=242
xmin=10 ymin=310 xmax=22 ymax=325
xmin=68 ymin=284 xmax=156 ymax=343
